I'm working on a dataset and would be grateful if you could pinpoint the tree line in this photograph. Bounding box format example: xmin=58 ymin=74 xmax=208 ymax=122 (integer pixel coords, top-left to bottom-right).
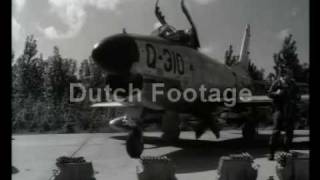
xmin=12 ymin=35 xmax=123 ymax=133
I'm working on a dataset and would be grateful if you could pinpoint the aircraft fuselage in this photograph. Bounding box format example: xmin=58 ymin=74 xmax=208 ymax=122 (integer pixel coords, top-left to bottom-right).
xmin=92 ymin=33 xmax=252 ymax=112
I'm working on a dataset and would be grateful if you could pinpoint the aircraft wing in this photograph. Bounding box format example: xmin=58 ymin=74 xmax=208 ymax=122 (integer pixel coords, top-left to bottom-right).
xmin=91 ymin=101 xmax=137 ymax=108
xmin=238 ymin=94 xmax=309 ymax=105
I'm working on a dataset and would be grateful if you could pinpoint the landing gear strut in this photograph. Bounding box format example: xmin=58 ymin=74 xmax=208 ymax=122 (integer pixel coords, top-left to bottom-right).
xmin=242 ymin=122 xmax=257 ymax=142
xmin=161 ymin=111 xmax=181 ymax=142
xmin=241 ymin=108 xmax=259 ymax=142
xmin=126 ymin=127 xmax=144 ymax=158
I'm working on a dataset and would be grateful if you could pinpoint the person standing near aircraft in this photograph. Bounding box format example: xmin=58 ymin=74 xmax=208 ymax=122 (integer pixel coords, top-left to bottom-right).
xmin=267 ymin=66 xmax=300 ymax=160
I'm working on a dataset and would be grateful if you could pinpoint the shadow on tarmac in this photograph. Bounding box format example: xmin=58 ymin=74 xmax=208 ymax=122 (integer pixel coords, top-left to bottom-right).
xmin=110 ymin=133 xmax=309 ymax=174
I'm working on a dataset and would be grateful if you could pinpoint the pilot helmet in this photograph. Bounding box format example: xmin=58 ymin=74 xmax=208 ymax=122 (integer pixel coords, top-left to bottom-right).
xmin=184 ymin=28 xmax=191 ymax=34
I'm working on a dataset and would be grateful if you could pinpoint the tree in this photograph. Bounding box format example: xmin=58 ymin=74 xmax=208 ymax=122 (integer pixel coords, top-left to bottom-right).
xmin=224 ymin=44 xmax=266 ymax=95
xmin=273 ymin=34 xmax=307 ymax=82
xmin=79 ymin=57 xmax=105 ymax=87
xmin=44 ymin=46 xmax=77 ymax=104
xmin=12 ymin=36 xmax=120 ymax=133
xmin=224 ymin=45 xmax=238 ymax=67
xmin=42 ymin=46 xmax=78 ymax=129
xmin=266 ymin=72 xmax=276 ymax=85
xmin=13 ymin=35 xmax=45 ymax=100
xmin=300 ymin=63 xmax=309 ymax=83
xmin=224 ymin=44 xmax=264 ymax=81
xmin=77 ymin=57 xmax=107 ymax=130
xmin=248 ymin=61 xmax=265 ymax=81
xmin=79 ymin=59 xmax=91 ymax=83
xmin=12 ymin=35 xmax=46 ymax=131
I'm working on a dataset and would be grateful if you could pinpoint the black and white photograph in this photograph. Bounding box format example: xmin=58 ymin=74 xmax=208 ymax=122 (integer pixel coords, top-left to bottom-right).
xmin=12 ymin=0 xmax=309 ymax=179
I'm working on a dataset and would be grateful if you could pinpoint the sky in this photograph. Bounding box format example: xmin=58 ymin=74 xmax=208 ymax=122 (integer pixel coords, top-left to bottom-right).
xmin=12 ymin=0 xmax=309 ymax=74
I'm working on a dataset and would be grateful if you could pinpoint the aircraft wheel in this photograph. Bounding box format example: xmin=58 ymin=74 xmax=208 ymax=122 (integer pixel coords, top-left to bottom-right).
xmin=242 ymin=122 xmax=257 ymax=142
xmin=126 ymin=127 xmax=144 ymax=158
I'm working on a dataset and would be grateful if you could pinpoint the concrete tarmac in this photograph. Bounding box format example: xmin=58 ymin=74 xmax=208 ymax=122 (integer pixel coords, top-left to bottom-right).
xmin=12 ymin=130 xmax=309 ymax=180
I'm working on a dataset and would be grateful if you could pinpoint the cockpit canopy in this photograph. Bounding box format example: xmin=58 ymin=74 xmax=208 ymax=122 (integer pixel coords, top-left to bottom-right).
xmin=152 ymin=0 xmax=200 ymax=49
xmin=151 ymin=25 xmax=193 ymax=48
xmin=151 ymin=24 xmax=176 ymax=36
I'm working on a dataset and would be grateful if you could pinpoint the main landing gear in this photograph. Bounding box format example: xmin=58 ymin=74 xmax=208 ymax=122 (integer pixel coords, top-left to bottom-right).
xmin=125 ymin=111 xmax=181 ymax=158
xmin=242 ymin=121 xmax=258 ymax=142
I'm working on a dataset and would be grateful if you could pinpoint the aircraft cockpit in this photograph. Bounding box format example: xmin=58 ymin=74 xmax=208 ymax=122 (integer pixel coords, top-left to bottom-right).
xmin=151 ymin=24 xmax=193 ymax=47
xmin=151 ymin=24 xmax=175 ymax=36
xmin=153 ymin=0 xmax=200 ymax=49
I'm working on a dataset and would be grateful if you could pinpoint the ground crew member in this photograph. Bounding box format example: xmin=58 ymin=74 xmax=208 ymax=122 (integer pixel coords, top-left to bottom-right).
xmin=267 ymin=66 xmax=300 ymax=160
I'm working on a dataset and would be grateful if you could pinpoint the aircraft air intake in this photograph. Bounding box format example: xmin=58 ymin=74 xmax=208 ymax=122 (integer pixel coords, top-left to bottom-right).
xmin=92 ymin=34 xmax=142 ymax=98
xmin=91 ymin=34 xmax=139 ymax=75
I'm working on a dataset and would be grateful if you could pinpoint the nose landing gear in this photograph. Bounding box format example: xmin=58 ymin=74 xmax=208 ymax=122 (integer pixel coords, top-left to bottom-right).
xmin=126 ymin=127 xmax=144 ymax=158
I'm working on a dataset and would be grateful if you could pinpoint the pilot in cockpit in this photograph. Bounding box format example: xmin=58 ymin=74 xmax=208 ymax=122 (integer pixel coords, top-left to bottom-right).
xmin=152 ymin=0 xmax=200 ymax=50
xmin=152 ymin=24 xmax=176 ymax=38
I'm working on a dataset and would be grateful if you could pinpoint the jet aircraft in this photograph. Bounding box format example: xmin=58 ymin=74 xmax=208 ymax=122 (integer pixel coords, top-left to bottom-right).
xmin=90 ymin=0 xmax=309 ymax=158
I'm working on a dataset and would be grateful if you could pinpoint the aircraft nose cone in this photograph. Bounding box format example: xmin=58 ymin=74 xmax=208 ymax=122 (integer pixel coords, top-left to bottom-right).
xmin=91 ymin=34 xmax=139 ymax=74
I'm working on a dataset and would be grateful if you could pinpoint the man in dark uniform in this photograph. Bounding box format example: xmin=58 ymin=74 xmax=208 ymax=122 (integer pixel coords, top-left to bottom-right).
xmin=267 ymin=66 xmax=300 ymax=160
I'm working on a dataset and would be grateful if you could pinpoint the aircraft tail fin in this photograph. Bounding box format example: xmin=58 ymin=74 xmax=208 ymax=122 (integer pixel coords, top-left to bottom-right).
xmin=237 ymin=24 xmax=251 ymax=70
